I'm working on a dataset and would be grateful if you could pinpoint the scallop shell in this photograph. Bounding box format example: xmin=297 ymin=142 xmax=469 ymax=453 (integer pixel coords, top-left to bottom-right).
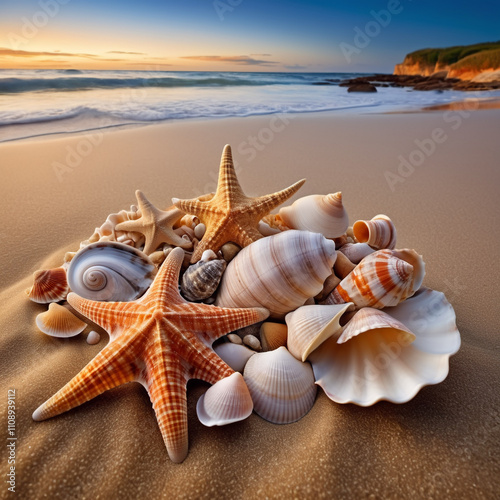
xmin=26 ymin=267 xmax=69 ymax=304
xmin=67 ymin=241 xmax=156 ymax=302
xmin=278 ymin=192 xmax=348 ymax=238
xmin=310 ymin=307 xmax=451 ymax=406
xmin=196 ymin=372 xmax=253 ymax=427
xmin=180 ymin=259 xmax=226 ymax=302
xmin=338 ymin=243 xmax=374 ymax=264
xmin=214 ymin=343 xmax=255 ymax=372
xmin=286 ymin=303 xmax=354 ymax=361
xmin=215 ymin=230 xmax=337 ymax=319
xmin=36 ymin=303 xmax=87 ymax=338
xmin=244 ymin=346 xmax=316 ymax=424
xmin=322 ymin=249 xmax=425 ymax=309
xmin=353 ymin=214 xmax=397 ymax=250
xmin=260 ymin=322 xmax=288 ymax=351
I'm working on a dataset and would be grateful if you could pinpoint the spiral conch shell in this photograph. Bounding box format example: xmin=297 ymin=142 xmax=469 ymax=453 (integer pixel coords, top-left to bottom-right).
xmin=244 ymin=346 xmax=317 ymax=424
xmin=323 ymin=249 xmax=425 ymax=309
xmin=278 ymin=192 xmax=348 ymax=238
xmin=26 ymin=267 xmax=69 ymax=304
xmin=67 ymin=241 xmax=156 ymax=302
xmin=36 ymin=303 xmax=87 ymax=338
xmin=215 ymin=230 xmax=337 ymax=319
xmin=353 ymin=214 xmax=397 ymax=250
xmin=180 ymin=259 xmax=226 ymax=302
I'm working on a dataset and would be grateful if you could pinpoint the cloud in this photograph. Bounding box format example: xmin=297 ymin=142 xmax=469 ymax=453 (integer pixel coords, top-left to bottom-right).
xmin=128 ymin=62 xmax=173 ymax=67
xmin=284 ymin=64 xmax=308 ymax=70
xmin=250 ymin=53 xmax=272 ymax=57
xmin=0 ymin=48 xmax=98 ymax=58
xmin=181 ymin=55 xmax=279 ymax=66
xmin=107 ymin=51 xmax=147 ymax=55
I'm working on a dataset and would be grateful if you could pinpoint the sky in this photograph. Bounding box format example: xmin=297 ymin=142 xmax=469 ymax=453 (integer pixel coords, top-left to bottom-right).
xmin=0 ymin=0 xmax=499 ymax=72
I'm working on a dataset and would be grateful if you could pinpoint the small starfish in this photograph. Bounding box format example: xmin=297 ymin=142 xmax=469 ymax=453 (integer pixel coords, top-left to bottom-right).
xmin=116 ymin=190 xmax=190 ymax=255
xmin=32 ymin=247 xmax=269 ymax=463
xmin=173 ymin=145 xmax=306 ymax=262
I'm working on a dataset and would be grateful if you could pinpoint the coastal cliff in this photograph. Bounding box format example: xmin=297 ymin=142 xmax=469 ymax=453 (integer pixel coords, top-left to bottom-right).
xmin=395 ymin=42 xmax=500 ymax=81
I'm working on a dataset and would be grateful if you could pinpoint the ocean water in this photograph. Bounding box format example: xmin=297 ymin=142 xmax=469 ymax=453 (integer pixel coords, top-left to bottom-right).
xmin=1 ymin=69 xmax=497 ymax=142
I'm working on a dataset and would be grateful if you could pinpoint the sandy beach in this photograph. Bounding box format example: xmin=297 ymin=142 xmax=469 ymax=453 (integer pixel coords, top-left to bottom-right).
xmin=1 ymin=109 xmax=499 ymax=498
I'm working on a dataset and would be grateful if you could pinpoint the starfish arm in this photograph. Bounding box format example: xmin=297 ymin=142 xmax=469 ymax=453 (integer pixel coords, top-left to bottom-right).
xmin=189 ymin=342 xmax=234 ymax=384
xmin=32 ymin=338 xmax=139 ymax=421
xmin=172 ymin=198 xmax=206 ymax=218
xmin=114 ymin=218 xmax=143 ymax=234
xmin=215 ymin=144 xmax=245 ymax=202
xmin=252 ymin=178 xmax=306 ymax=214
xmin=232 ymin=225 xmax=264 ymax=249
xmin=67 ymin=292 xmax=142 ymax=333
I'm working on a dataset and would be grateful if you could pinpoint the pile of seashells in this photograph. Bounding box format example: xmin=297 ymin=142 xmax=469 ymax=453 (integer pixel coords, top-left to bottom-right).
xmin=27 ymin=145 xmax=460 ymax=432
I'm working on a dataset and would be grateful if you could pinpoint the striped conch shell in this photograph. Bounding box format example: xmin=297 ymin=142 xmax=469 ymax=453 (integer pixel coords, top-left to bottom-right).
xmin=322 ymin=249 xmax=425 ymax=309
xmin=36 ymin=303 xmax=87 ymax=338
xmin=180 ymin=259 xmax=226 ymax=302
xmin=196 ymin=372 xmax=253 ymax=427
xmin=353 ymin=214 xmax=397 ymax=250
xmin=310 ymin=301 xmax=457 ymax=406
xmin=243 ymin=347 xmax=317 ymax=424
xmin=278 ymin=192 xmax=348 ymax=238
xmin=67 ymin=241 xmax=156 ymax=302
xmin=215 ymin=230 xmax=337 ymax=319
xmin=26 ymin=267 xmax=69 ymax=304
xmin=286 ymin=303 xmax=354 ymax=361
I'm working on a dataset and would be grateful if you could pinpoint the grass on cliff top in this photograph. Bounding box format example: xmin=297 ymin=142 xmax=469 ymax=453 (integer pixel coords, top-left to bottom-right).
xmin=450 ymin=48 xmax=500 ymax=71
xmin=405 ymin=41 xmax=500 ymax=66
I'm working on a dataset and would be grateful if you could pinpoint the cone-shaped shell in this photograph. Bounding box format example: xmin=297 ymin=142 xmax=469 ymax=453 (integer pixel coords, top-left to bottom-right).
xmin=278 ymin=192 xmax=348 ymax=238
xmin=214 ymin=343 xmax=255 ymax=372
xmin=260 ymin=322 xmax=288 ymax=351
xmin=216 ymin=230 xmax=337 ymax=319
xmin=67 ymin=241 xmax=156 ymax=302
xmin=180 ymin=259 xmax=226 ymax=302
xmin=26 ymin=267 xmax=69 ymax=304
xmin=323 ymin=249 xmax=425 ymax=309
xmin=196 ymin=372 xmax=253 ymax=427
xmin=286 ymin=303 xmax=354 ymax=361
xmin=35 ymin=303 xmax=87 ymax=338
xmin=310 ymin=308 xmax=449 ymax=406
xmin=353 ymin=214 xmax=397 ymax=250
xmin=338 ymin=243 xmax=374 ymax=264
xmin=243 ymin=346 xmax=317 ymax=424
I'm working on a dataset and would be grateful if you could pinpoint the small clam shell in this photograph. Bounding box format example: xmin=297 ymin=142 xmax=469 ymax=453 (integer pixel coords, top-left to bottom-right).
xmin=310 ymin=307 xmax=451 ymax=406
xmin=260 ymin=322 xmax=288 ymax=351
xmin=67 ymin=241 xmax=156 ymax=302
xmin=323 ymin=249 xmax=425 ymax=309
xmin=286 ymin=303 xmax=354 ymax=361
xmin=338 ymin=243 xmax=374 ymax=264
xmin=36 ymin=303 xmax=87 ymax=338
xmin=243 ymin=347 xmax=317 ymax=424
xmin=278 ymin=192 xmax=348 ymax=238
xmin=214 ymin=343 xmax=255 ymax=372
xmin=196 ymin=372 xmax=253 ymax=427
xmin=180 ymin=259 xmax=226 ymax=302
xmin=353 ymin=214 xmax=397 ymax=250
xmin=26 ymin=267 xmax=69 ymax=304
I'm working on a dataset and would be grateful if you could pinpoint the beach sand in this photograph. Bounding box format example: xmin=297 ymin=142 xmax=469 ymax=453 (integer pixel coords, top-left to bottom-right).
xmin=1 ymin=109 xmax=499 ymax=499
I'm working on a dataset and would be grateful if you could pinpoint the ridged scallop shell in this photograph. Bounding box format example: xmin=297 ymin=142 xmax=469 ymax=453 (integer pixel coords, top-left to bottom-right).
xmin=215 ymin=230 xmax=337 ymax=319
xmin=180 ymin=259 xmax=226 ymax=302
xmin=35 ymin=303 xmax=87 ymax=338
xmin=310 ymin=307 xmax=452 ymax=406
xmin=26 ymin=267 xmax=69 ymax=303
xmin=323 ymin=249 xmax=425 ymax=309
xmin=338 ymin=243 xmax=374 ymax=264
xmin=278 ymin=192 xmax=348 ymax=238
xmin=214 ymin=342 xmax=255 ymax=372
xmin=196 ymin=372 xmax=254 ymax=427
xmin=243 ymin=346 xmax=317 ymax=424
xmin=286 ymin=303 xmax=354 ymax=361
xmin=353 ymin=214 xmax=397 ymax=250
xmin=67 ymin=241 xmax=156 ymax=302
xmin=260 ymin=322 xmax=288 ymax=351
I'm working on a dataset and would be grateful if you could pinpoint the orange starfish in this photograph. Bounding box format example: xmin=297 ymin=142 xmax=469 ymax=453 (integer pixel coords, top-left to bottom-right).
xmin=32 ymin=247 xmax=269 ymax=463
xmin=173 ymin=145 xmax=305 ymax=262
xmin=116 ymin=190 xmax=189 ymax=255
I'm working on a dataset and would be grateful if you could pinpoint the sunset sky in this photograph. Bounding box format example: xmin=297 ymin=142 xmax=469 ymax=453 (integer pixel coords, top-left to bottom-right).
xmin=0 ymin=0 xmax=498 ymax=72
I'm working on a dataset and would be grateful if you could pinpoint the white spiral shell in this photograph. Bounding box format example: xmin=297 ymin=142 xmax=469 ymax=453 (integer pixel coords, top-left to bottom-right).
xmin=67 ymin=241 xmax=156 ymax=301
